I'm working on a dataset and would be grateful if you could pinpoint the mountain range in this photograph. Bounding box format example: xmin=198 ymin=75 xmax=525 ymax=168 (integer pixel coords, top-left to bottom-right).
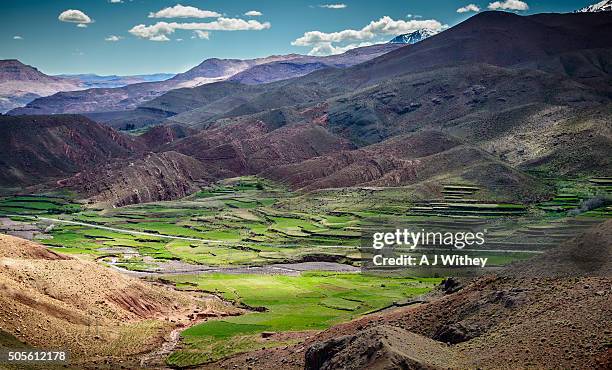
xmin=1 ymin=34 xmax=427 ymax=117
xmin=7 ymin=44 xmax=403 ymax=120
xmin=57 ymin=73 xmax=175 ymax=88
xmin=0 ymin=60 xmax=82 ymax=113
xmin=1 ymin=10 xmax=611 ymax=208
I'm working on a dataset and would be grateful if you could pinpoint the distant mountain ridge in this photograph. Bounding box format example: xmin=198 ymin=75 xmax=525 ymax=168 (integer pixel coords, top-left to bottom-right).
xmin=0 ymin=60 xmax=177 ymax=113
xmin=7 ymin=44 xmax=403 ymax=117
xmin=228 ymin=44 xmax=403 ymax=85
xmin=58 ymin=73 xmax=175 ymax=89
xmin=0 ymin=59 xmax=82 ymax=113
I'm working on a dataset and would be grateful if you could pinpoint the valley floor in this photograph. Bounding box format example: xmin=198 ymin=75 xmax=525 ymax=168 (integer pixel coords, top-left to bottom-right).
xmin=0 ymin=175 xmax=610 ymax=368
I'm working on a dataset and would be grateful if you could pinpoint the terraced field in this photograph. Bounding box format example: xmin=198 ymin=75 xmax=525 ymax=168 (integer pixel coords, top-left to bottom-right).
xmin=0 ymin=195 xmax=81 ymax=215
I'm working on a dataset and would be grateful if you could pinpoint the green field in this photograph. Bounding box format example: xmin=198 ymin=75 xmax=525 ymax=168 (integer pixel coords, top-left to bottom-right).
xmin=0 ymin=195 xmax=81 ymax=215
xmin=166 ymin=272 xmax=439 ymax=367
xmin=1 ymin=176 xmax=608 ymax=269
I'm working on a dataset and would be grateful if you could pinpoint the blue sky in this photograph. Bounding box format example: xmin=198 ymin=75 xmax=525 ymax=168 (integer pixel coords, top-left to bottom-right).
xmin=0 ymin=0 xmax=599 ymax=75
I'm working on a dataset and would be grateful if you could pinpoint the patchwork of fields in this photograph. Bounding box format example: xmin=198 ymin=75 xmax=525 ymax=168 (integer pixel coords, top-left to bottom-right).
xmin=0 ymin=176 xmax=610 ymax=367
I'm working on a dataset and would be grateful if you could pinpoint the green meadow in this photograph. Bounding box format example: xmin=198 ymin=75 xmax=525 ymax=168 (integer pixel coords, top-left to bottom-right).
xmin=166 ymin=272 xmax=439 ymax=367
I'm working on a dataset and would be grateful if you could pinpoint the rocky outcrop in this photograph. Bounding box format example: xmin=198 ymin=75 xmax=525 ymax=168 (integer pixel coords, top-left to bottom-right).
xmin=305 ymin=326 xmax=463 ymax=370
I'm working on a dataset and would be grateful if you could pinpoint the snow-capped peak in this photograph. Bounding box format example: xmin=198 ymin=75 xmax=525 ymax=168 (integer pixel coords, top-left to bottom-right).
xmin=576 ymin=0 xmax=612 ymax=12
xmin=388 ymin=29 xmax=438 ymax=45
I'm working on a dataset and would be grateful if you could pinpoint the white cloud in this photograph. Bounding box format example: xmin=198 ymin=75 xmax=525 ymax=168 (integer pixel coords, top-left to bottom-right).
xmin=245 ymin=10 xmax=262 ymax=16
xmin=150 ymin=35 xmax=171 ymax=42
xmin=58 ymin=9 xmax=93 ymax=24
xmin=487 ymin=0 xmax=529 ymax=11
xmin=292 ymin=16 xmax=443 ymax=54
xmin=148 ymin=4 xmax=221 ymax=18
xmin=109 ymin=0 xmax=123 ymax=3
xmin=105 ymin=35 xmax=122 ymax=42
xmin=319 ymin=4 xmax=347 ymax=9
xmin=13 ymin=35 xmax=23 ymax=40
xmin=457 ymin=4 xmax=481 ymax=13
xmin=76 ymin=23 xmax=88 ymax=28
xmin=193 ymin=30 xmax=210 ymax=39
xmin=176 ymin=38 xmax=183 ymax=41
xmin=129 ymin=18 xmax=271 ymax=41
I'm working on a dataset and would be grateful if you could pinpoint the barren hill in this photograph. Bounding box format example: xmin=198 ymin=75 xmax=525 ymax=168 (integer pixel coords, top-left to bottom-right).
xmin=0 ymin=115 xmax=142 ymax=186
xmin=64 ymin=151 xmax=212 ymax=208
xmin=168 ymin=121 xmax=353 ymax=178
xmin=0 ymin=234 xmax=237 ymax=365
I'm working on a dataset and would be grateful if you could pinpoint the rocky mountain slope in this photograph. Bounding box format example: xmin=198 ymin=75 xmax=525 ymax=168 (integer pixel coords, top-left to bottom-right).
xmin=213 ymin=220 xmax=612 ymax=369
xmin=0 ymin=115 xmax=142 ymax=187
xmin=64 ymin=151 xmax=212 ymax=208
xmin=0 ymin=59 xmax=82 ymax=113
xmin=263 ymin=130 xmax=550 ymax=202
xmin=0 ymin=233 xmax=237 ymax=365
xmin=167 ymin=121 xmax=354 ymax=178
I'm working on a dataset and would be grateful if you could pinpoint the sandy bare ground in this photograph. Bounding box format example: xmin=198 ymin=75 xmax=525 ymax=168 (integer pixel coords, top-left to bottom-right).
xmin=0 ymin=217 xmax=45 ymax=240
xmin=0 ymin=233 xmax=241 ymax=368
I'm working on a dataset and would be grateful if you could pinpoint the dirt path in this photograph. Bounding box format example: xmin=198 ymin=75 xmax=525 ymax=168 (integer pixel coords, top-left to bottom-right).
xmin=107 ymin=258 xmax=361 ymax=276
xmin=138 ymin=325 xmax=183 ymax=368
